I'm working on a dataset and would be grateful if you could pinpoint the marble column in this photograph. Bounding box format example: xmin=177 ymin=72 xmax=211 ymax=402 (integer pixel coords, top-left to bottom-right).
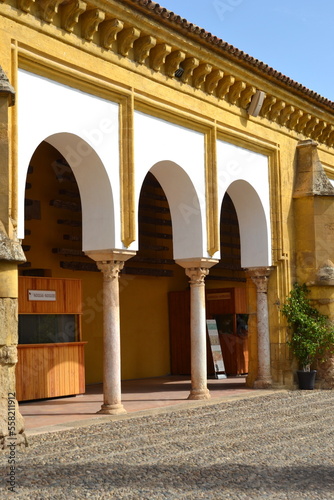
xmin=247 ymin=267 xmax=273 ymax=388
xmin=96 ymin=260 xmax=126 ymax=415
xmin=185 ymin=267 xmax=211 ymax=400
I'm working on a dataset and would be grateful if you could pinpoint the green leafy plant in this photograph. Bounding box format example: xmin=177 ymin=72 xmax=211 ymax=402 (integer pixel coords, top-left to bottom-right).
xmin=282 ymin=283 xmax=334 ymax=371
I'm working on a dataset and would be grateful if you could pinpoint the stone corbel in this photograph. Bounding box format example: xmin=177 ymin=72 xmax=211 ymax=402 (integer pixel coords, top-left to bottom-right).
xmin=295 ymin=112 xmax=312 ymax=133
xmin=81 ymin=9 xmax=105 ymax=41
xmin=61 ymin=0 xmax=87 ymax=33
xmin=311 ymin=120 xmax=326 ymax=141
xmin=205 ymin=69 xmax=224 ymax=95
xmin=165 ymin=50 xmax=186 ymax=77
xmin=279 ymin=105 xmax=294 ymax=126
xmin=304 ymin=116 xmax=319 ymax=136
xmin=118 ymin=27 xmax=141 ymax=57
xmin=239 ymin=85 xmax=256 ymax=109
xmin=149 ymin=43 xmax=172 ymax=71
xmin=17 ymin=0 xmax=35 ymax=12
xmin=216 ymin=75 xmax=235 ymax=99
xmin=319 ymin=124 xmax=333 ymax=144
xmin=100 ymin=19 xmax=124 ymax=50
xmin=268 ymin=100 xmax=285 ymax=121
xmin=288 ymin=108 xmax=303 ymax=130
xmin=180 ymin=57 xmax=199 ymax=84
xmin=228 ymin=80 xmax=246 ymax=105
xmin=192 ymin=64 xmax=212 ymax=89
xmin=134 ymin=35 xmax=156 ymax=64
xmin=260 ymin=95 xmax=276 ymax=118
xmin=38 ymin=0 xmax=63 ymax=23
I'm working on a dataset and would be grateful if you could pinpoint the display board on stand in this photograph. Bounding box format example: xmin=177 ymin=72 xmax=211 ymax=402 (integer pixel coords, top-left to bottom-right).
xmin=206 ymin=319 xmax=227 ymax=379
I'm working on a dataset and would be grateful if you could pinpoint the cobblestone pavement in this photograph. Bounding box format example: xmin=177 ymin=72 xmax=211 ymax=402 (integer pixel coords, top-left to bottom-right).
xmin=1 ymin=390 xmax=334 ymax=499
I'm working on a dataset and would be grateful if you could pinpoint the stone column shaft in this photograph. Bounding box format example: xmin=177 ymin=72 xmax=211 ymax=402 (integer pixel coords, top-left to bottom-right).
xmin=247 ymin=267 xmax=273 ymax=388
xmin=186 ymin=267 xmax=211 ymax=400
xmin=97 ymin=260 xmax=126 ymax=415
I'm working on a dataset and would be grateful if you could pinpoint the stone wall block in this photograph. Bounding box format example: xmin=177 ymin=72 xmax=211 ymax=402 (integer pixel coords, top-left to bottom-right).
xmin=0 ymin=298 xmax=18 ymax=345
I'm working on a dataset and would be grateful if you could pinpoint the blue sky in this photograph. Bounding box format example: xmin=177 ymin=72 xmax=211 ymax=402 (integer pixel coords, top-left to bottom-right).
xmin=159 ymin=0 xmax=334 ymax=102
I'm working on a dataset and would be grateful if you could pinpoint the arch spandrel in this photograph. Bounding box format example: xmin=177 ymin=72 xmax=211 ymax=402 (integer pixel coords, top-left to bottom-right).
xmin=217 ymin=140 xmax=272 ymax=268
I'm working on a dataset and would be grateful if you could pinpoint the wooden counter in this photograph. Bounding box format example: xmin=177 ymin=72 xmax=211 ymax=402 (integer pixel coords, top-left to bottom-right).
xmin=16 ymin=342 xmax=87 ymax=402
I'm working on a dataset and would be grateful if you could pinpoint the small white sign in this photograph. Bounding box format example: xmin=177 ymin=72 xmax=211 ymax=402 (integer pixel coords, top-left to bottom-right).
xmin=28 ymin=290 xmax=57 ymax=301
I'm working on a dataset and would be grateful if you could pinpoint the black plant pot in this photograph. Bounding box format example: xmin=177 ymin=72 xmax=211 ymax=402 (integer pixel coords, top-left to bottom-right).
xmin=297 ymin=370 xmax=317 ymax=390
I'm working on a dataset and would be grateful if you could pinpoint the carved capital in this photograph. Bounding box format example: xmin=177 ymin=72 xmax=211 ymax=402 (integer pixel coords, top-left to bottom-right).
xmin=39 ymin=0 xmax=63 ymax=23
xmin=205 ymin=69 xmax=224 ymax=95
xmin=61 ymin=0 xmax=87 ymax=33
xmin=81 ymin=9 xmax=105 ymax=41
xmin=100 ymin=19 xmax=124 ymax=50
xmin=185 ymin=267 xmax=209 ymax=285
xmin=165 ymin=50 xmax=186 ymax=77
xmin=180 ymin=57 xmax=199 ymax=84
xmin=134 ymin=35 xmax=156 ymax=64
xmin=150 ymin=43 xmax=172 ymax=71
xmin=246 ymin=267 xmax=273 ymax=293
xmin=97 ymin=260 xmax=124 ymax=280
xmin=0 ymin=346 xmax=17 ymax=366
xmin=118 ymin=27 xmax=140 ymax=56
xmin=216 ymin=75 xmax=235 ymax=99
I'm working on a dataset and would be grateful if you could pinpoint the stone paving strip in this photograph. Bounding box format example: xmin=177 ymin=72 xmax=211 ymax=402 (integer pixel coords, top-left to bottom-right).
xmin=1 ymin=391 xmax=334 ymax=499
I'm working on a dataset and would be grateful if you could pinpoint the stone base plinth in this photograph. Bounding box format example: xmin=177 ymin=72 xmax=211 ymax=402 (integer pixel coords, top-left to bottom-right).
xmin=253 ymin=379 xmax=272 ymax=389
xmin=97 ymin=403 xmax=127 ymax=415
xmin=187 ymin=389 xmax=211 ymax=400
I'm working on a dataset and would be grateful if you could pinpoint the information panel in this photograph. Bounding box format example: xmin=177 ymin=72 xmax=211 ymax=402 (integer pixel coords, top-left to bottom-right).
xmin=206 ymin=319 xmax=227 ymax=379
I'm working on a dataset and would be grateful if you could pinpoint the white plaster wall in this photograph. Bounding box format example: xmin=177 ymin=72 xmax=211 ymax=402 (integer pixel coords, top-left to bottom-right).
xmin=17 ymin=70 xmax=121 ymax=250
xmin=217 ymin=141 xmax=272 ymax=267
xmin=133 ymin=111 xmax=208 ymax=259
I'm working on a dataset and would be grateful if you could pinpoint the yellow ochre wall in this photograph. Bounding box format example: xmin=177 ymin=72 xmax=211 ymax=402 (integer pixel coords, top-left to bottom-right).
xmin=2 ymin=0 xmax=334 ymax=389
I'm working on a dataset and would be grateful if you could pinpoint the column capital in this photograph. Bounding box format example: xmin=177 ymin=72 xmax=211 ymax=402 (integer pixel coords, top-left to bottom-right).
xmin=185 ymin=267 xmax=209 ymax=285
xmin=245 ymin=266 xmax=274 ymax=293
xmin=97 ymin=260 xmax=124 ymax=280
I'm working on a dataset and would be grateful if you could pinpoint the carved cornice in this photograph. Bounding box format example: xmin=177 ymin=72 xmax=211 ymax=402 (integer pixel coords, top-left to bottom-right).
xmin=5 ymin=0 xmax=334 ymax=148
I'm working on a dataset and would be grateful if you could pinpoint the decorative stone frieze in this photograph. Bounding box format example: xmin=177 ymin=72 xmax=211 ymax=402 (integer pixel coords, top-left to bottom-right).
xmin=61 ymin=0 xmax=87 ymax=33
xmin=4 ymin=0 xmax=334 ymax=145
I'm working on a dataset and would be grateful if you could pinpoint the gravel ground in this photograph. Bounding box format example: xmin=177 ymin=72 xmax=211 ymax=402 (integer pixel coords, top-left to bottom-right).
xmin=0 ymin=390 xmax=334 ymax=499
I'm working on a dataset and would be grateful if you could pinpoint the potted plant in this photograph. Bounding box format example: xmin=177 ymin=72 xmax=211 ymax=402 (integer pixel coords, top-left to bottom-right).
xmin=282 ymin=283 xmax=334 ymax=389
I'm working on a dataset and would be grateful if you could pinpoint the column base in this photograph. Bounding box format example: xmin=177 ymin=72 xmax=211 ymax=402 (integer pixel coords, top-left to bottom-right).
xmin=254 ymin=378 xmax=272 ymax=389
xmin=187 ymin=388 xmax=211 ymax=400
xmin=97 ymin=403 xmax=127 ymax=415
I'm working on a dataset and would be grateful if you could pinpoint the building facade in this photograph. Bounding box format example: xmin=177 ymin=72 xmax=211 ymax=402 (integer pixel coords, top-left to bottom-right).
xmin=1 ymin=0 xmax=334 ymax=447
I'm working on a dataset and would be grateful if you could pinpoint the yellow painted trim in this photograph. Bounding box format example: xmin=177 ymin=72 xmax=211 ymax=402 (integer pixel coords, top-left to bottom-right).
xmin=120 ymin=93 xmax=135 ymax=247
xmin=205 ymin=127 xmax=219 ymax=256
